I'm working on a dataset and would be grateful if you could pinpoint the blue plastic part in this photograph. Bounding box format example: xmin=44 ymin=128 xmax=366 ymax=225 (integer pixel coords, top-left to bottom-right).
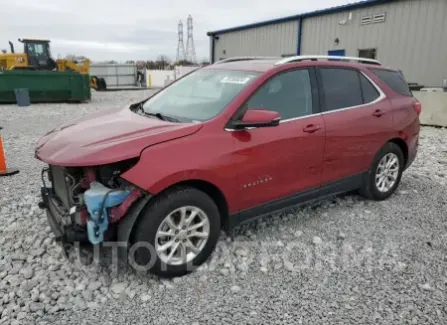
xmin=84 ymin=181 xmax=131 ymax=245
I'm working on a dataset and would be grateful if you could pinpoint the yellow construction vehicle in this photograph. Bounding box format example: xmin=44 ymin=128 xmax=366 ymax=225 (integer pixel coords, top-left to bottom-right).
xmin=0 ymin=38 xmax=106 ymax=90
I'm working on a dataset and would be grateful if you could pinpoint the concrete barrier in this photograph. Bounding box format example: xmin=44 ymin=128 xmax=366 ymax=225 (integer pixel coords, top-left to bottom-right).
xmin=145 ymin=66 xmax=200 ymax=89
xmin=413 ymin=90 xmax=447 ymax=127
xmin=145 ymin=70 xmax=175 ymax=89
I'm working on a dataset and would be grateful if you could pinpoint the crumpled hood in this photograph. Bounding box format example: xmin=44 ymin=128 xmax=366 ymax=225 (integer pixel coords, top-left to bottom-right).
xmin=35 ymin=106 xmax=202 ymax=166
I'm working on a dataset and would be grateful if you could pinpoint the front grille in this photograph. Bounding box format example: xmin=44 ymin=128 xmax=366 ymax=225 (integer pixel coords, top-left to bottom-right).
xmin=50 ymin=166 xmax=71 ymax=209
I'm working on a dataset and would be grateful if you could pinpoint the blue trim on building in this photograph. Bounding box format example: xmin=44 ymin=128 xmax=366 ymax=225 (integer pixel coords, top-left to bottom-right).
xmin=206 ymin=15 xmax=300 ymax=36
xmin=297 ymin=18 xmax=303 ymax=55
xmin=210 ymin=36 xmax=215 ymax=63
xmin=206 ymin=0 xmax=392 ymax=36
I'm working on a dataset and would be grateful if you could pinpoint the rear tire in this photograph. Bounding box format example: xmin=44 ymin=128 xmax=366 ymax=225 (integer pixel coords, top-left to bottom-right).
xmin=130 ymin=187 xmax=221 ymax=278
xmin=360 ymin=142 xmax=404 ymax=201
xmin=98 ymin=78 xmax=107 ymax=90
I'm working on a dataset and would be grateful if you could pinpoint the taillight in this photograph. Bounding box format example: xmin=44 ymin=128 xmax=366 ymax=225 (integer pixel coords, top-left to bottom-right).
xmin=413 ymin=100 xmax=422 ymax=116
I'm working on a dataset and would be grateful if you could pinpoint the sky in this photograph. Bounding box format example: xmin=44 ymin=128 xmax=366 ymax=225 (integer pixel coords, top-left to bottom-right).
xmin=1 ymin=0 xmax=357 ymax=62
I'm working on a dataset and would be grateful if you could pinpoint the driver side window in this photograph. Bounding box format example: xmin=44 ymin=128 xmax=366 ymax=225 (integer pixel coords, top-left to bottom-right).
xmin=246 ymin=69 xmax=313 ymax=120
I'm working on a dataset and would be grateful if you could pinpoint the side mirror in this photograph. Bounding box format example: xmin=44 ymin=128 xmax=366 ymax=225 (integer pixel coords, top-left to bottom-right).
xmin=230 ymin=109 xmax=281 ymax=130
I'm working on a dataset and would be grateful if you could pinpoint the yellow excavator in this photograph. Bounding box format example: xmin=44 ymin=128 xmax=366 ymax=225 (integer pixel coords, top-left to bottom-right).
xmin=0 ymin=38 xmax=106 ymax=90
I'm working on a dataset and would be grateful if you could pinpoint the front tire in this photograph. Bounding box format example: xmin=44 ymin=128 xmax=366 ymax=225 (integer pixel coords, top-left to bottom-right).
xmin=360 ymin=142 xmax=404 ymax=201
xmin=130 ymin=187 xmax=221 ymax=278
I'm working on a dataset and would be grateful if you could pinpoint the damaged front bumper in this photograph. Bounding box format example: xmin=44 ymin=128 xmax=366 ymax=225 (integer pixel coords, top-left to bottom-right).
xmin=40 ymin=184 xmax=90 ymax=259
xmin=40 ymin=185 xmax=89 ymax=244
xmin=38 ymin=166 xmax=146 ymax=251
xmin=39 ymin=166 xmax=95 ymax=248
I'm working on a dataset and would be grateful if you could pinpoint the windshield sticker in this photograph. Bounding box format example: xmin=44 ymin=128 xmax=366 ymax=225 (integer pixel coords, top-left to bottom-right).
xmin=220 ymin=76 xmax=252 ymax=84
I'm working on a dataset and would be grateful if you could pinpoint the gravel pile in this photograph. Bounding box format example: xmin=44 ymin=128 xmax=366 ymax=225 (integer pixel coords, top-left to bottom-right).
xmin=1 ymin=92 xmax=447 ymax=325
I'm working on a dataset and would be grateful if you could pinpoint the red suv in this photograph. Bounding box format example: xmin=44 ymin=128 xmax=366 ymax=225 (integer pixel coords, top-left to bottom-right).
xmin=35 ymin=55 xmax=421 ymax=277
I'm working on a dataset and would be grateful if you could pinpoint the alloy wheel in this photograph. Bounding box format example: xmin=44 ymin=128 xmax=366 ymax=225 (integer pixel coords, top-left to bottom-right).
xmin=155 ymin=206 xmax=210 ymax=266
xmin=375 ymin=152 xmax=400 ymax=193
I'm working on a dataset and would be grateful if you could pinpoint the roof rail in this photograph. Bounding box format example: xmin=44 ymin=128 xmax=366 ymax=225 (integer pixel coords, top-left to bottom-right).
xmin=214 ymin=56 xmax=280 ymax=64
xmin=274 ymin=55 xmax=381 ymax=66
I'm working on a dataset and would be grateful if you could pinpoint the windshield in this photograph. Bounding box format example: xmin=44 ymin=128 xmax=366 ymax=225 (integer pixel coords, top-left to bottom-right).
xmin=141 ymin=69 xmax=261 ymax=122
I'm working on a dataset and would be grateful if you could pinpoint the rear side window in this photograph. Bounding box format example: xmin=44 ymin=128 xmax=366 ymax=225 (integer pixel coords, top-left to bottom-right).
xmin=360 ymin=74 xmax=380 ymax=103
xmin=319 ymin=68 xmax=363 ymax=111
xmin=371 ymin=69 xmax=412 ymax=96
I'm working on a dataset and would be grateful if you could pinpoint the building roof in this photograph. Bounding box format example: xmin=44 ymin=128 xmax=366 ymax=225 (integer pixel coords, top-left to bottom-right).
xmin=207 ymin=0 xmax=393 ymax=36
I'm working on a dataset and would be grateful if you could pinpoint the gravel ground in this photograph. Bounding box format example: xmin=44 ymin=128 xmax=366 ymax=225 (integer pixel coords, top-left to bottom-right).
xmin=1 ymin=91 xmax=447 ymax=325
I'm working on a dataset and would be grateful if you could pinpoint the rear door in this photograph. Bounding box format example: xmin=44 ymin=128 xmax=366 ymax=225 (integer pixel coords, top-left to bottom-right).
xmin=316 ymin=66 xmax=393 ymax=185
xmin=229 ymin=68 xmax=326 ymax=211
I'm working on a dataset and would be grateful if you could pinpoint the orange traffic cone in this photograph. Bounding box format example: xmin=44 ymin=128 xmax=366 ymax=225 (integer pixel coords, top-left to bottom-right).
xmin=0 ymin=129 xmax=19 ymax=177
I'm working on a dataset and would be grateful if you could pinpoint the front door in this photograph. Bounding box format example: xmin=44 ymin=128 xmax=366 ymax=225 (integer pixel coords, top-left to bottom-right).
xmin=316 ymin=67 xmax=394 ymax=185
xmin=229 ymin=68 xmax=326 ymax=212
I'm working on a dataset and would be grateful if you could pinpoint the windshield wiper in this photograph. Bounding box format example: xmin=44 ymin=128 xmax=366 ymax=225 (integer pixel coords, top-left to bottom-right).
xmin=143 ymin=111 xmax=167 ymax=121
xmin=136 ymin=103 xmax=180 ymax=122
xmin=142 ymin=110 xmax=180 ymax=122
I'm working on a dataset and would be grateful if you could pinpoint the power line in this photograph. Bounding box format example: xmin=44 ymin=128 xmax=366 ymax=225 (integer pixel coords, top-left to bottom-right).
xmin=176 ymin=19 xmax=186 ymax=62
xmin=185 ymin=15 xmax=197 ymax=64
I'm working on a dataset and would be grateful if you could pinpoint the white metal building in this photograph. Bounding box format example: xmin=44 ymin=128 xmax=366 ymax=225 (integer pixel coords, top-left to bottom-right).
xmin=89 ymin=63 xmax=137 ymax=87
xmin=207 ymin=0 xmax=447 ymax=87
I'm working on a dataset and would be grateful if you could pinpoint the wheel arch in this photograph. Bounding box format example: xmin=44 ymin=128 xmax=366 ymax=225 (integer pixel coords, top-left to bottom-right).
xmin=388 ymin=137 xmax=408 ymax=167
xmin=360 ymin=138 xmax=407 ymax=201
xmin=157 ymin=179 xmax=230 ymax=229
xmin=118 ymin=178 xmax=230 ymax=246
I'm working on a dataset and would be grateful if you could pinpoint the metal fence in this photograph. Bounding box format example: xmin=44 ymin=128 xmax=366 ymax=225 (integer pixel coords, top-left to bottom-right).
xmin=89 ymin=64 xmax=137 ymax=87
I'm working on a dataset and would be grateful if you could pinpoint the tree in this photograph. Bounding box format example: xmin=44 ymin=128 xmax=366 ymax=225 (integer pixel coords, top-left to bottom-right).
xmin=155 ymin=55 xmax=171 ymax=70
xmin=200 ymin=58 xmax=210 ymax=66
xmin=175 ymin=59 xmax=195 ymax=66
